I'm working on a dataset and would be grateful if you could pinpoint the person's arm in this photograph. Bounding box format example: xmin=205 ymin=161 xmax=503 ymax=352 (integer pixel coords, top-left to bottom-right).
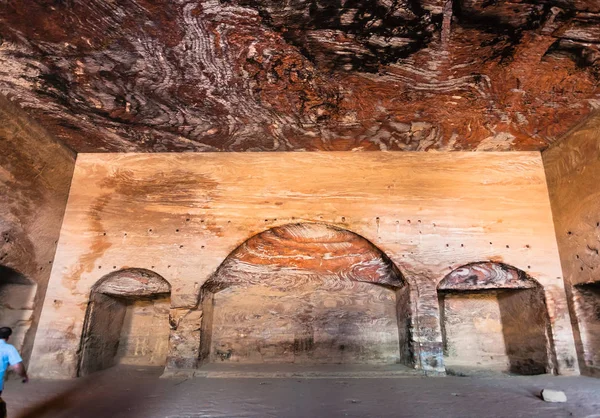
xmin=7 ymin=346 xmax=28 ymax=383
xmin=11 ymin=362 xmax=28 ymax=383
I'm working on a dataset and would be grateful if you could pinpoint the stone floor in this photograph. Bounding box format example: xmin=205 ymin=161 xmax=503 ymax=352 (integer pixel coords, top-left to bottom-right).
xmin=3 ymin=366 xmax=600 ymax=418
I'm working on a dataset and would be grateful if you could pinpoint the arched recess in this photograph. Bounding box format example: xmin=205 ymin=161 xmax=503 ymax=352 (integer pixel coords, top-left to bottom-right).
xmin=572 ymin=280 xmax=600 ymax=373
xmin=0 ymin=265 xmax=36 ymax=351
xmin=437 ymin=262 xmax=556 ymax=376
xmin=78 ymin=268 xmax=171 ymax=376
xmin=198 ymin=223 xmax=413 ymax=367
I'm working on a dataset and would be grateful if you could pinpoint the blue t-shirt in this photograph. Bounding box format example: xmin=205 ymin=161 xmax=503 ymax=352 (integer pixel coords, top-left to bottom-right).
xmin=0 ymin=340 xmax=22 ymax=392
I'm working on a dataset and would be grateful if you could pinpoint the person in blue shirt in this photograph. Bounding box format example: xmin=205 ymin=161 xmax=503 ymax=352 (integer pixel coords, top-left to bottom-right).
xmin=0 ymin=327 xmax=28 ymax=418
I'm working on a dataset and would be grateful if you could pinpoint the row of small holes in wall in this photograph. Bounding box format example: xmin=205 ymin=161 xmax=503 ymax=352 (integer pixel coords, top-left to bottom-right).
xmin=574 ymin=254 xmax=598 ymax=272
xmin=97 ymin=215 xmax=535 ymax=232
xmin=97 ymin=264 xmax=175 ymax=270
xmin=94 ymin=216 xmax=534 ymax=270
xmin=567 ymin=227 xmax=600 ymax=272
xmin=98 ymin=217 xmax=195 ymax=271
xmin=1 ymin=238 xmax=56 ymax=270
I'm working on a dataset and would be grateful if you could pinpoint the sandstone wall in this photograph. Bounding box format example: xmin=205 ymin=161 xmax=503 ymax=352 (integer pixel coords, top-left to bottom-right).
xmin=543 ymin=112 xmax=600 ymax=377
xmin=0 ymin=95 xmax=75 ymax=362
xmin=210 ymin=282 xmax=401 ymax=365
xmin=115 ymin=297 xmax=171 ymax=367
xmin=28 ymin=152 xmax=578 ymax=377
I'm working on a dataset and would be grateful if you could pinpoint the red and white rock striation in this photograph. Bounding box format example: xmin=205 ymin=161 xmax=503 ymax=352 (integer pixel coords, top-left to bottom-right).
xmin=0 ymin=0 xmax=598 ymax=152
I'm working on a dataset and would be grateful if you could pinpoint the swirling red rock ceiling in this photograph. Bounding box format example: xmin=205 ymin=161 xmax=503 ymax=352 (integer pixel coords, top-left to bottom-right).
xmin=0 ymin=0 xmax=598 ymax=152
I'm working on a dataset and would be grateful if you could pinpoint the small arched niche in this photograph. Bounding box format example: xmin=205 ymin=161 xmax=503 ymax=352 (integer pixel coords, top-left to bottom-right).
xmin=0 ymin=265 xmax=36 ymax=351
xmin=572 ymin=280 xmax=600 ymax=372
xmin=198 ymin=223 xmax=413 ymax=367
xmin=78 ymin=269 xmax=171 ymax=376
xmin=437 ymin=262 xmax=555 ymax=376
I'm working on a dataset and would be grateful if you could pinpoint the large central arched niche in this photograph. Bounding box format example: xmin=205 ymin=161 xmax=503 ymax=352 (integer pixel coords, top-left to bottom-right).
xmin=437 ymin=262 xmax=556 ymax=376
xmin=198 ymin=223 xmax=413 ymax=367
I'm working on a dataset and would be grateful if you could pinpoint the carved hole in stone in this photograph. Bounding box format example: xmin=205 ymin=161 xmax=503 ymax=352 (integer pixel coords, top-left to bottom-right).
xmin=197 ymin=223 xmax=414 ymax=371
xmin=437 ymin=262 xmax=555 ymax=376
xmin=0 ymin=265 xmax=37 ymax=354
xmin=572 ymin=281 xmax=600 ymax=371
xmin=78 ymin=268 xmax=171 ymax=377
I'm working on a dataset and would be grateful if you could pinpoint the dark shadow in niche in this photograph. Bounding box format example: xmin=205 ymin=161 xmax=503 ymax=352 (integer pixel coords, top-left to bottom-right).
xmin=77 ymin=268 xmax=171 ymax=377
xmin=572 ymin=281 xmax=600 ymax=372
xmin=438 ymin=262 xmax=556 ymax=376
xmin=197 ymin=222 xmax=414 ymax=369
xmin=0 ymin=265 xmax=37 ymax=351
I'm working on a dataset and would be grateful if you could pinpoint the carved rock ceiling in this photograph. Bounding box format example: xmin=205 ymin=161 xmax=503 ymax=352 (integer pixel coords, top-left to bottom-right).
xmin=0 ymin=0 xmax=599 ymax=152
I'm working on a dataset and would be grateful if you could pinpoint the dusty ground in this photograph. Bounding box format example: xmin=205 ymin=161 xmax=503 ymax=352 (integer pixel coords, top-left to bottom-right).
xmin=3 ymin=366 xmax=600 ymax=418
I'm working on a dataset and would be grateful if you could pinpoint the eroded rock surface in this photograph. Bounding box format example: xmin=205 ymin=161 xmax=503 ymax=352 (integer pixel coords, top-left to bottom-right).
xmin=543 ymin=112 xmax=600 ymax=376
xmin=0 ymin=0 xmax=598 ymax=152
xmin=0 ymin=95 xmax=75 ymax=362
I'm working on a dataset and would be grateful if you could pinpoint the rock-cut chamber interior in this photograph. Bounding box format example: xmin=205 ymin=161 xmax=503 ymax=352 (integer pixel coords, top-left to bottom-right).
xmin=438 ymin=263 xmax=554 ymax=376
xmin=572 ymin=281 xmax=600 ymax=372
xmin=0 ymin=265 xmax=36 ymax=351
xmin=78 ymin=269 xmax=171 ymax=376
xmin=198 ymin=223 xmax=413 ymax=367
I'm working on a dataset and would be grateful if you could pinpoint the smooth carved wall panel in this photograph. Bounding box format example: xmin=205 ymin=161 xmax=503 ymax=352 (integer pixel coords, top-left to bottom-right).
xmin=29 ymin=152 xmax=578 ymax=377
xmin=210 ymin=283 xmax=401 ymax=364
xmin=115 ymin=297 xmax=171 ymax=367
xmin=441 ymin=293 xmax=510 ymax=372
